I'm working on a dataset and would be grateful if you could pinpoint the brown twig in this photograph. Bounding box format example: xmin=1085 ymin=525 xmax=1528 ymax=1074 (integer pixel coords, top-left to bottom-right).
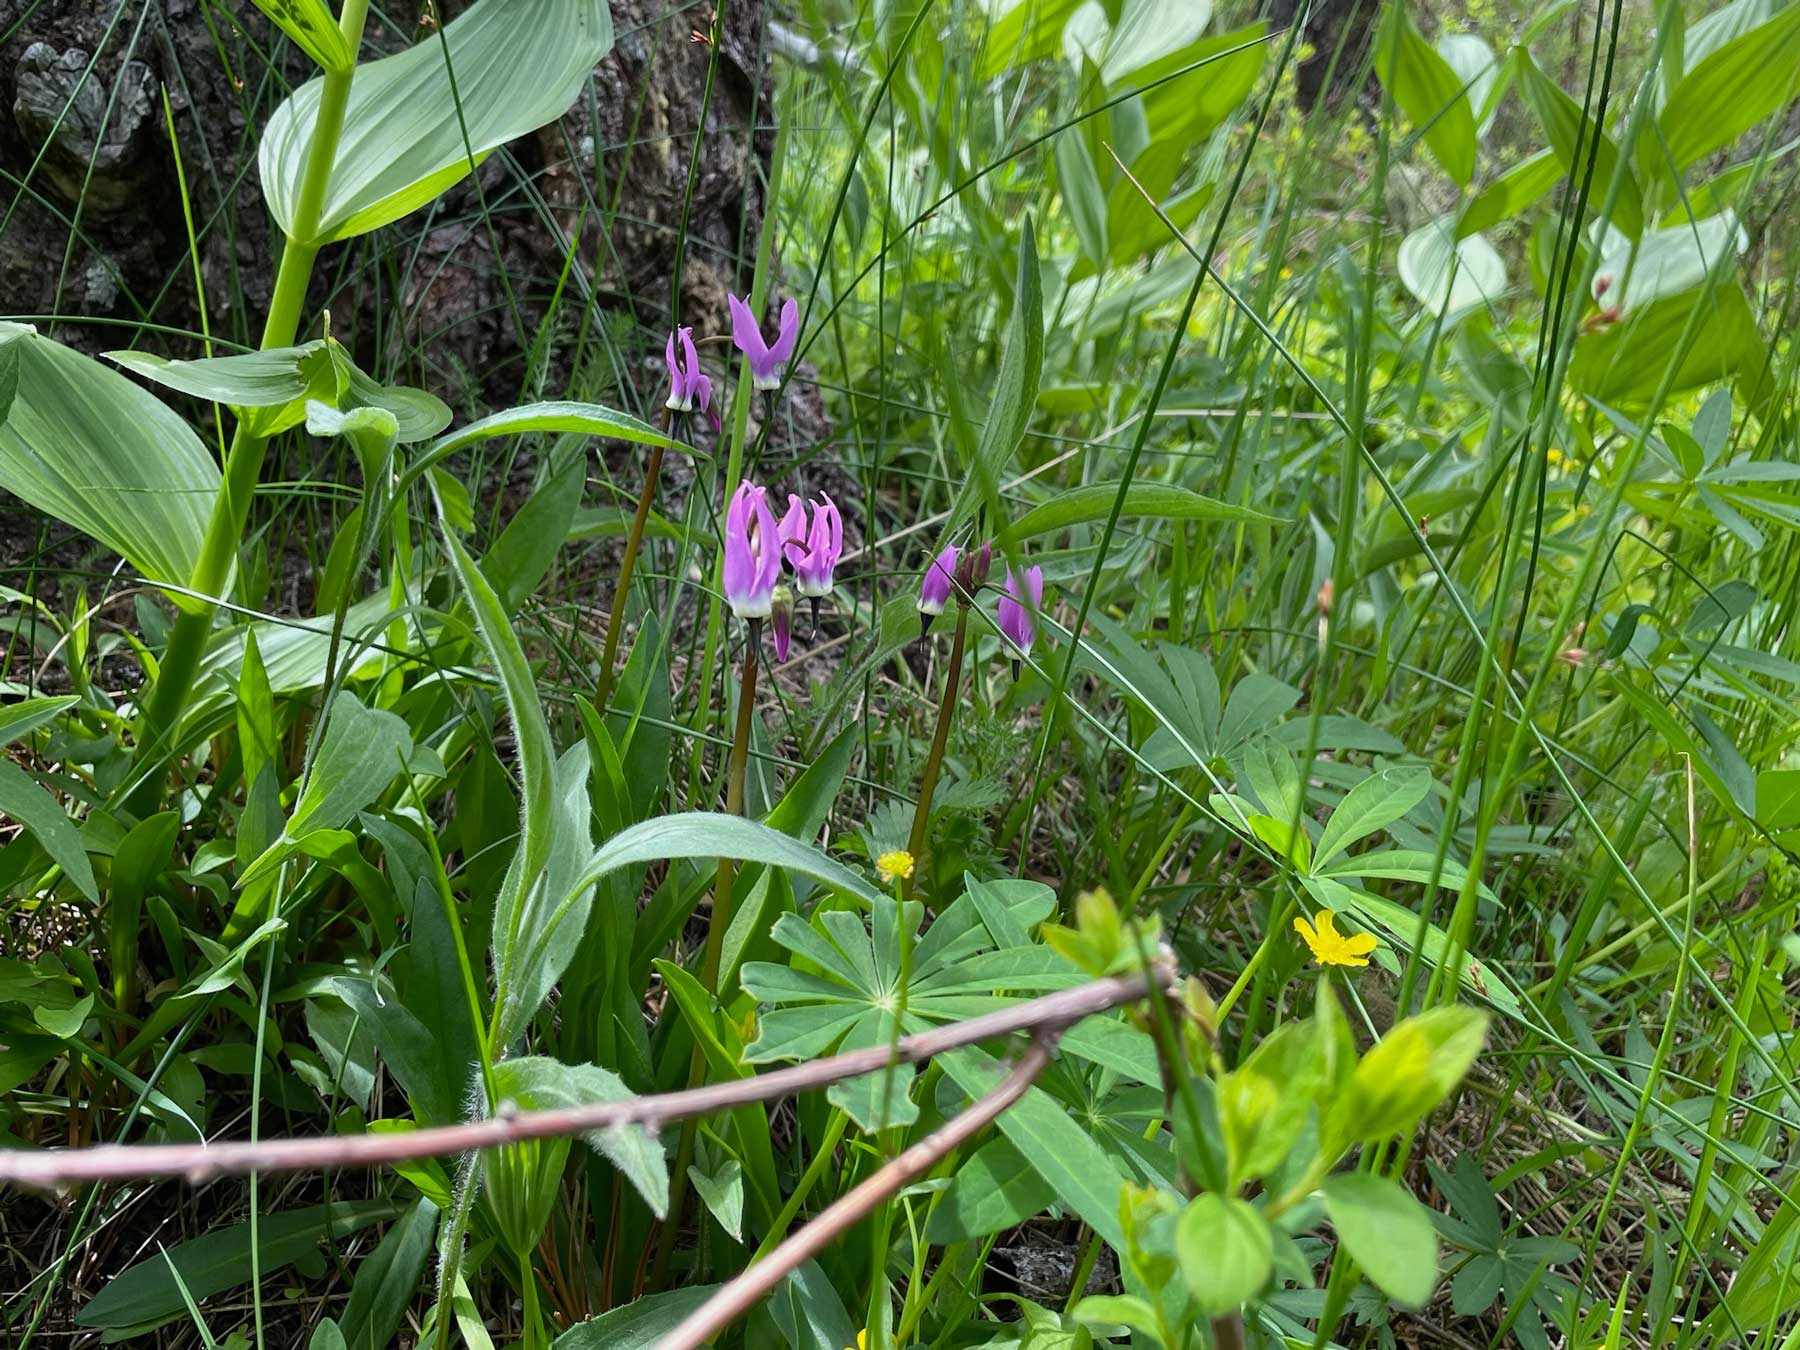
xmin=0 ymin=966 xmax=1171 ymax=1191
xmin=660 ymin=1030 xmax=1061 ymax=1350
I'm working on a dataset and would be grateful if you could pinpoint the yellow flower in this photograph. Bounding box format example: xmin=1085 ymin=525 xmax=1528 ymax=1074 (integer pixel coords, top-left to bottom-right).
xmin=875 ymin=850 xmax=915 ymax=884
xmin=1293 ymin=909 xmax=1378 ymax=968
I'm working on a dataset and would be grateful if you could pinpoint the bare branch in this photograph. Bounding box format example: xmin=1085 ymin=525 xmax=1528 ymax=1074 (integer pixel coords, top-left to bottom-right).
xmin=0 ymin=964 xmax=1170 ymax=1190
xmin=661 ymin=1030 xmax=1061 ymax=1350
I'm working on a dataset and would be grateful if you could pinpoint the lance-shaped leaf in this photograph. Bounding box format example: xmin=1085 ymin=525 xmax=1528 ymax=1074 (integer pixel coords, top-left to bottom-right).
xmin=259 ymin=0 xmax=614 ymax=245
xmin=0 ymin=323 xmax=219 ymax=607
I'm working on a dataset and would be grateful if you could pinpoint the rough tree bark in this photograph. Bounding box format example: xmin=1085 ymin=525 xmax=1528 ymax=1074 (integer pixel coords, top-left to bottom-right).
xmin=0 ymin=0 xmax=773 ymax=377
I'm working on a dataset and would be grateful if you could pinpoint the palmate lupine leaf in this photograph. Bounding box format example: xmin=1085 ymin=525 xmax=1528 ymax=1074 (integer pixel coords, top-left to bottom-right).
xmin=0 ymin=324 xmax=218 ymax=606
xmin=259 ymin=0 xmax=614 ymax=246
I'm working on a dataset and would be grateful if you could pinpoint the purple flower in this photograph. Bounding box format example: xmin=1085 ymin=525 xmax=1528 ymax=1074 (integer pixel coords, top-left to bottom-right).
xmin=780 ymin=493 xmax=842 ymax=599
xmin=663 ymin=326 xmax=711 ymax=416
xmin=917 ymin=542 xmax=960 ymax=637
xmin=998 ymin=565 xmax=1044 ymax=678
xmin=723 ymin=480 xmax=782 ymax=619
xmin=727 ymin=293 xmax=799 ymax=391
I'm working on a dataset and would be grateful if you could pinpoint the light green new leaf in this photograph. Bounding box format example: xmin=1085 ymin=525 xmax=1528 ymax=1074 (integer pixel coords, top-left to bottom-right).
xmin=1322 ymin=1172 xmax=1438 ymax=1308
xmin=0 ymin=760 xmax=97 ymax=902
xmin=1176 ymin=1192 xmax=1273 ymax=1315
xmin=1516 ymin=49 xmax=1643 ymax=238
xmin=1659 ymin=2 xmax=1800 ymax=171
xmin=1313 ymin=766 xmax=1433 ymax=868
xmin=1329 ymin=1006 xmax=1488 ymax=1151
xmin=1374 ymin=3 xmax=1475 ymax=185
xmin=252 ymin=0 xmax=354 ymax=71
xmin=260 ymin=0 xmax=614 ymax=244
xmin=0 ymin=324 xmax=218 ymax=604
xmin=1006 ymin=482 xmax=1283 ymax=542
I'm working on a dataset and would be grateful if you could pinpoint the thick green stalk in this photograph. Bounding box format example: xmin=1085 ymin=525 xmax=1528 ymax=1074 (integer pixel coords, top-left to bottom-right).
xmin=902 ymin=603 xmax=968 ymax=903
xmin=126 ymin=1 xmax=368 ymax=814
xmin=655 ymin=620 xmax=761 ymax=1283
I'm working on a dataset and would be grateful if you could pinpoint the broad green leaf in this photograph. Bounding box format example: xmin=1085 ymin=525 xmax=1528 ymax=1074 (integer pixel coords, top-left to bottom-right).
xmin=1063 ymin=0 xmax=1211 ymax=87
xmin=1591 ymin=211 xmax=1745 ymax=315
xmin=0 ymin=760 xmax=97 ymax=902
xmin=1374 ymin=2 xmax=1475 ymax=186
xmin=1398 ymin=217 xmax=1507 ymax=318
xmin=0 ymin=338 xmax=16 ymax=425
xmin=1659 ymin=2 xmax=1800 ymax=171
xmin=1456 ymin=149 xmax=1560 ymax=237
xmin=76 ymin=1202 xmax=401 ymax=1327
xmin=0 ymin=695 xmax=76 ymax=752
xmin=260 ymin=0 xmax=615 ymax=244
xmin=0 ymin=323 xmax=218 ymax=605
xmin=924 ymin=1138 xmax=1058 ymax=1243
xmin=1569 ymin=282 xmax=1767 ymax=406
xmin=939 ymin=221 xmax=1043 ymax=549
xmin=551 ymin=1287 xmax=721 ymax=1349
xmin=1008 ymin=482 xmax=1282 ymax=543
xmin=1313 ymin=766 xmax=1433 ymax=868
xmin=1438 ymin=33 xmax=1502 ymax=137
xmin=1516 ymin=50 xmax=1643 ymax=237
xmin=404 ymin=400 xmax=674 ymax=492
xmin=251 ymin=0 xmax=354 ymax=71
xmin=1322 ymin=1172 xmax=1438 ymax=1308
xmin=106 ymin=341 xmax=451 ymax=443
xmin=979 ymin=0 xmax=1087 ymax=80
xmin=337 ymin=1198 xmax=438 ymax=1350
xmin=1176 ymin=1192 xmax=1273 ymax=1315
